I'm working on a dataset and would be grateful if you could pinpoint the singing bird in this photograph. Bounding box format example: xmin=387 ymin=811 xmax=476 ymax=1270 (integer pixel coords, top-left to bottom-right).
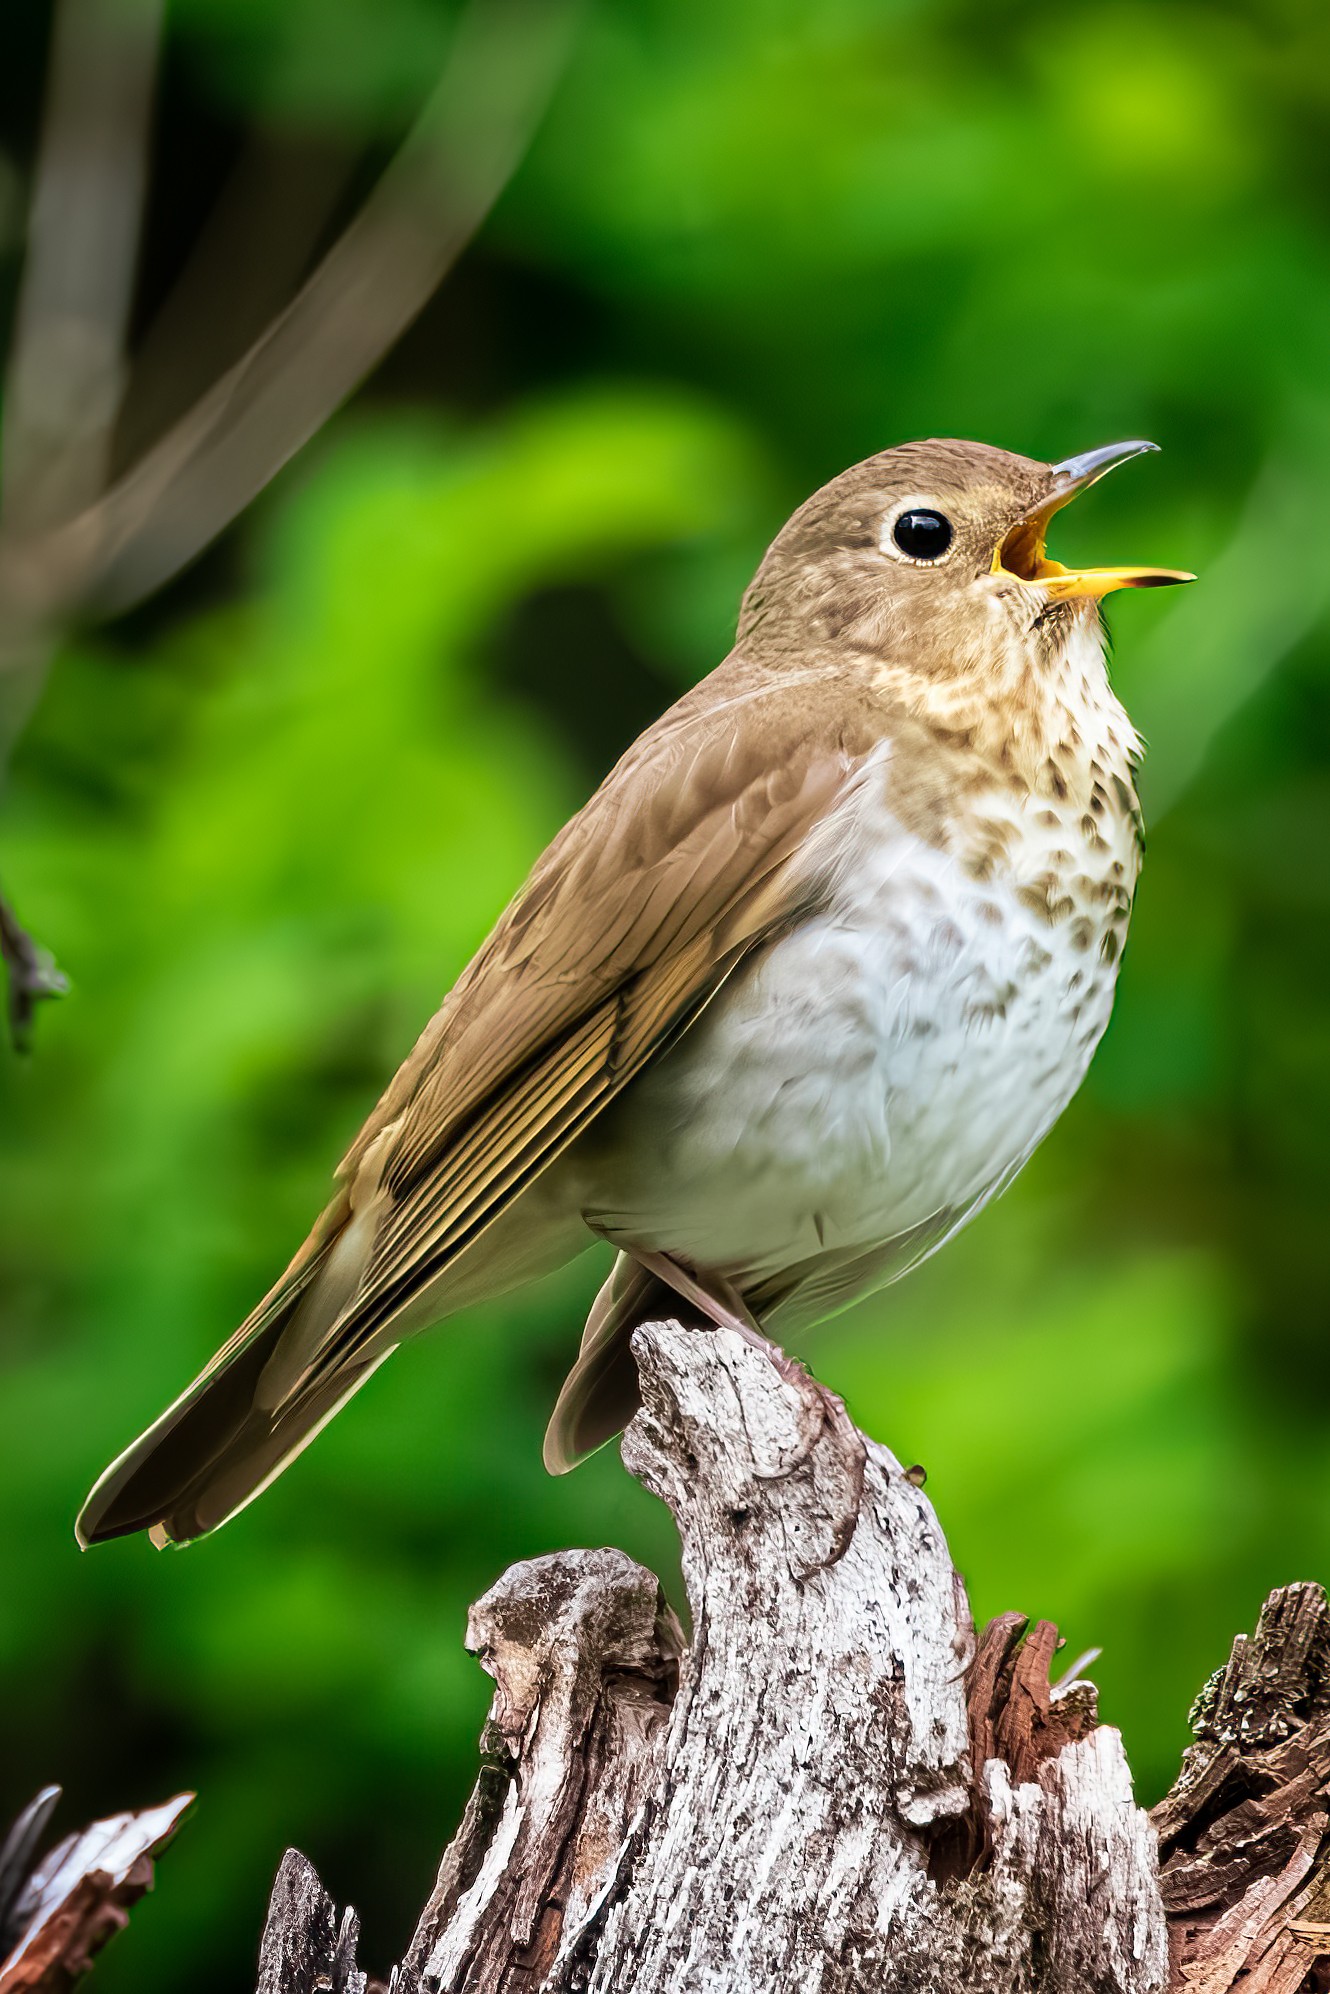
xmin=78 ymin=437 xmax=1193 ymax=1549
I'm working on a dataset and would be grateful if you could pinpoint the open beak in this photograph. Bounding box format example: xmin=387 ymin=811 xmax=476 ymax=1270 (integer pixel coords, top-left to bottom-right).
xmin=992 ymin=440 xmax=1195 ymax=601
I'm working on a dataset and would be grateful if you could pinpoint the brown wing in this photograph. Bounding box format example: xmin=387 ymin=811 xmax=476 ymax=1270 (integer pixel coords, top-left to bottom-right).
xmin=76 ymin=655 xmax=881 ymax=1545
xmin=299 ymin=657 xmax=876 ymax=1380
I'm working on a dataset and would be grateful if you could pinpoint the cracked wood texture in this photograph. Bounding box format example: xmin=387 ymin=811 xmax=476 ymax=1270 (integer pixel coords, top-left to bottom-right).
xmin=257 ymin=1319 xmax=1175 ymax=1993
xmin=0 ymin=1791 xmax=192 ymax=1994
xmin=554 ymin=1323 xmax=1164 ymax=1994
xmin=1152 ymin=1580 xmax=1330 ymax=1992
xmin=253 ymin=1321 xmax=1330 ymax=1993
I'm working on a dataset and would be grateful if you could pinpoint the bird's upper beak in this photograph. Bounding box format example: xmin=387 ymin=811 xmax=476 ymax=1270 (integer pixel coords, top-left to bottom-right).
xmin=992 ymin=440 xmax=1195 ymax=600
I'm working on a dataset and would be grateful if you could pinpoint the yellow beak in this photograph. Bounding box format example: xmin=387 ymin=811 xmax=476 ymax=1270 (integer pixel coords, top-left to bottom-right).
xmin=993 ymin=440 xmax=1195 ymax=600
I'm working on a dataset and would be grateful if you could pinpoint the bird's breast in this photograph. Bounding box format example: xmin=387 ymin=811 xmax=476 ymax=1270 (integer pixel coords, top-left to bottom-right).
xmin=579 ymin=731 xmax=1140 ymax=1291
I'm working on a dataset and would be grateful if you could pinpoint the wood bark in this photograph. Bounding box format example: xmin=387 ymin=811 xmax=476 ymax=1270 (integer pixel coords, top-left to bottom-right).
xmin=247 ymin=1319 xmax=1330 ymax=1991
xmin=7 ymin=1350 xmax=1324 ymax=1994
xmin=0 ymin=1788 xmax=191 ymax=1993
xmin=257 ymin=1317 xmax=1225 ymax=1993
xmin=1154 ymin=1580 xmax=1330 ymax=1991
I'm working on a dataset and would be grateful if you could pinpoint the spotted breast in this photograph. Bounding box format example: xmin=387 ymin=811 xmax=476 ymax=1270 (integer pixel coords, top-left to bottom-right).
xmin=576 ymin=615 xmax=1142 ymax=1334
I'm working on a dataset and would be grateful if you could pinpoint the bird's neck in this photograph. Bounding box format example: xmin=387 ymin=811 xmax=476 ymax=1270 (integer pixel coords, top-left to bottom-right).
xmin=875 ymin=608 xmax=1142 ymax=824
xmin=778 ymin=612 xmax=1147 ymax=912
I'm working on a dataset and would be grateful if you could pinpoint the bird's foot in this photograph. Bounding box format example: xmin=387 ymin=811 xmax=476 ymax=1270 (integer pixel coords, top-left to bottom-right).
xmin=630 ymin=1247 xmax=855 ymax=1453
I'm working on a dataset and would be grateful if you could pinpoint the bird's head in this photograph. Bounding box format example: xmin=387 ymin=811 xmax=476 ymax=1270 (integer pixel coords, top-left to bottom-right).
xmin=739 ymin=437 xmax=1194 ymax=678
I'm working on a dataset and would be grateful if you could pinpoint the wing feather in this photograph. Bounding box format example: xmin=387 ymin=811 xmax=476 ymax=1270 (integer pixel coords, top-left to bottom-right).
xmin=275 ymin=660 xmax=877 ymax=1406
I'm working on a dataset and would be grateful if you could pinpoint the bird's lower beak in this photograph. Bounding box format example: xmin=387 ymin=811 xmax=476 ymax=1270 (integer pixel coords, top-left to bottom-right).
xmin=992 ymin=439 xmax=1195 ymax=600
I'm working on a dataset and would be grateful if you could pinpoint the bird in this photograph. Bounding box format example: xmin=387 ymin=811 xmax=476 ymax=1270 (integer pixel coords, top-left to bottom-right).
xmin=77 ymin=436 xmax=1193 ymax=1549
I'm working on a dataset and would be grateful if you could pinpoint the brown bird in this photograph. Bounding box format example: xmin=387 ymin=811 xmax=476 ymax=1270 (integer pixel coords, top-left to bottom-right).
xmin=77 ymin=437 xmax=1193 ymax=1549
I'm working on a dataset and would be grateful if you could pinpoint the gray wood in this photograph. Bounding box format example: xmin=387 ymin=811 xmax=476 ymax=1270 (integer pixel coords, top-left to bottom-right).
xmin=256 ymin=1850 xmax=366 ymax=1994
xmin=401 ymin=1549 xmax=682 ymax=1992
xmin=257 ymin=1322 xmax=1180 ymax=1991
xmin=549 ymin=1323 xmax=1166 ymax=1993
xmin=252 ymin=1321 xmax=1330 ymax=1992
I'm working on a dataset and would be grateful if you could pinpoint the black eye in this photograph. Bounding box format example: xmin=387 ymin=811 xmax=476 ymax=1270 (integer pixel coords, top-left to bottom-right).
xmin=891 ymin=508 xmax=953 ymax=562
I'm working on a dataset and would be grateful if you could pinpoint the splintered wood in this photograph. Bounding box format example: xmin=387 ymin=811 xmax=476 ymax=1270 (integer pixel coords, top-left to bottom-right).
xmin=257 ymin=1320 xmax=1190 ymax=1992
xmin=14 ymin=1325 xmax=1323 ymax=1991
xmin=0 ymin=1789 xmax=191 ymax=1994
xmin=251 ymin=1322 xmax=1330 ymax=1991
xmin=1153 ymin=1581 xmax=1330 ymax=1992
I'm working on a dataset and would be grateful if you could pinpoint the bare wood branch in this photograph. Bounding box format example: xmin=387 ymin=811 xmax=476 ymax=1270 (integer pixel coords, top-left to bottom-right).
xmin=556 ymin=1323 xmax=1166 ymax=1994
xmin=0 ymin=1792 xmax=62 ymax=1952
xmin=256 ymin=1853 xmax=366 ymax=1994
xmin=401 ymin=1550 xmax=682 ymax=1991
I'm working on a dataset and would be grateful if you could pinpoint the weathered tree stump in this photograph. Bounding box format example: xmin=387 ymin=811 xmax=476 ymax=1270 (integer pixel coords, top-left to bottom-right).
xmin=253 ymin=1320 xmax=1330 ymax=1993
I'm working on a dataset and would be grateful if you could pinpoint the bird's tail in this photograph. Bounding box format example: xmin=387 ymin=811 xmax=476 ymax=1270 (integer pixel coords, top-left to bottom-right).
xmin=76 ymin=1203 xmax=393 ymax=1549
xmin=544 ymin=1251 xmax=713 ymax=1472
xmin=543 ymin=1253 xmax=661 ymax=1473
xmin=545 ymin=1243 xmax=768 ymax=1472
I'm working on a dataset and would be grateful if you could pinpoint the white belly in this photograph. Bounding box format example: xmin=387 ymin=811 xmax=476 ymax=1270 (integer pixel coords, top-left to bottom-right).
xmin=577 ymin=775 xmax=1132 ymax=1310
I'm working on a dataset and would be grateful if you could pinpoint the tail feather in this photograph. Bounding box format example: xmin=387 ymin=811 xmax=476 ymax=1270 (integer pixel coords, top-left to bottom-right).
xmin=158 ymin=1347 xmax=391 ymax=1547
xmin=77 ymin=1203 xmax=392 ymax=1548
xmin=543 ymin=1251 xmax=719 ymax=1473
xmin=542 ymin=1254 xmax=658 ymax=1473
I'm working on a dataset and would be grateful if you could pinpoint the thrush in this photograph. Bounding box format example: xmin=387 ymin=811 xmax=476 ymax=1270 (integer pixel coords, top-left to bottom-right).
xmin=77 ymin=437 xmax=1193 ymax=1549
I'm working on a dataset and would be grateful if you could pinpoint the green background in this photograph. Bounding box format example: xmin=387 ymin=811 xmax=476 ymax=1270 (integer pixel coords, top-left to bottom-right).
xmin=3 ymin=0 xmax=1329 ymax=1985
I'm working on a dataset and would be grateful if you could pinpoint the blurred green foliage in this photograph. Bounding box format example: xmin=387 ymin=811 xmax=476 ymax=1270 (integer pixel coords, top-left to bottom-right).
xmin=3 ymin=0 xmax=1330 ymax=1985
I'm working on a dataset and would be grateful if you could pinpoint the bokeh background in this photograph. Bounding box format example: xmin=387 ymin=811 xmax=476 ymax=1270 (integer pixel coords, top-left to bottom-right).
xmin=2 ymin=0 xmax=1330 ymax=1985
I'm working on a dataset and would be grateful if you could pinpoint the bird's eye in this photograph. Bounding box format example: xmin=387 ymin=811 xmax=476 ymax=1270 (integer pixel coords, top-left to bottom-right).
xmin=891 ymin=508 xmax=953 ymax=562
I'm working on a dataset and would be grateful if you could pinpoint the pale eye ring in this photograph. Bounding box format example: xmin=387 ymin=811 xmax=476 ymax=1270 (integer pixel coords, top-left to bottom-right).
xmin=881 ymin=502 xmax=954 ymax=566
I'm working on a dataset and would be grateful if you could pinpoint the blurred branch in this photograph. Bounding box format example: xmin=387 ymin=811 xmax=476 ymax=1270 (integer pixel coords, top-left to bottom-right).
xmin=88 ymin=0 xmax=580 ymax=618
xmin=0 ymin=0 xmax=581 ymax=634
xmin=0 ymin=0 xmax=582 ymax=1048
xmin=0 ymin=0 xmax=164 ymax=1042
xmin=1 ymin=0 xmax=164 ymax=535
xmin=112 ymin=126 xmax=357 ymax=473
xmin=0 ymin=884 xmax=69 ymax=1051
